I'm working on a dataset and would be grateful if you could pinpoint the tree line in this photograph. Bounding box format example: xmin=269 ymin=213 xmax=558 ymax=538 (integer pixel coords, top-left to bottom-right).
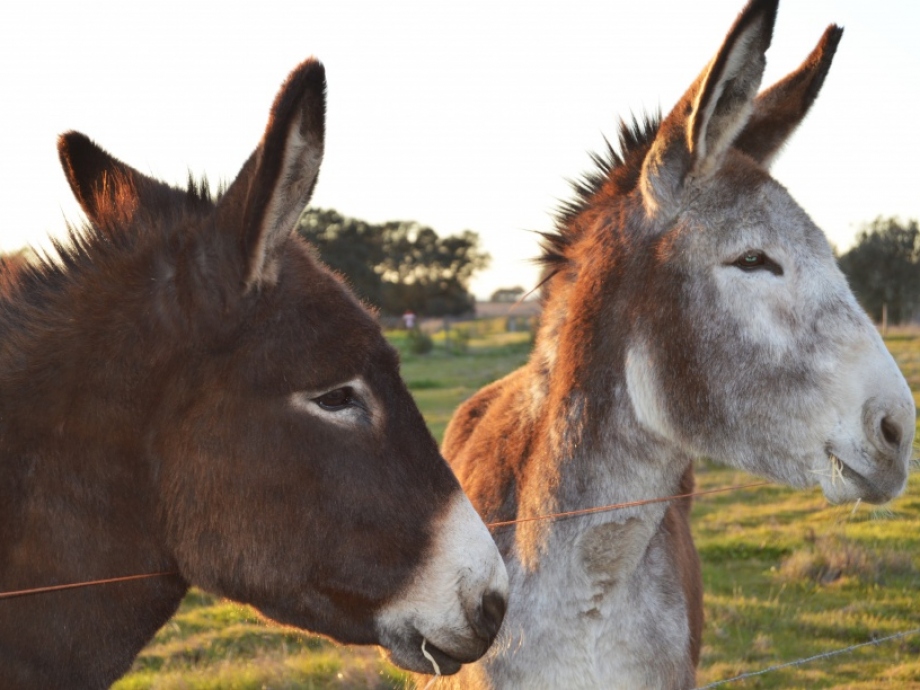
xmin=838 ymin=217 xmax=920 ymax=325
xmin=4 ymin=212 xmax=915 ymax=325
xmin=297 ymin=208 xmax=489 ymax=317
xmin=296 ymin=209 xmax=920 ymax=326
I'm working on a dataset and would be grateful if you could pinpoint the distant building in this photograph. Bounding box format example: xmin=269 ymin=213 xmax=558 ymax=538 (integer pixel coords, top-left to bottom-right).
xmin=475 ymin=299 xmax=541 ymax=319
xmin=489 ymin=286 xmax=526 ymax=303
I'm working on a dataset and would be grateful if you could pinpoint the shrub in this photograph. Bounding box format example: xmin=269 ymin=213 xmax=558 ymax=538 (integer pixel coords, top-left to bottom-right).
xmin=777 ymin=533 xmax=915 ymax=585
xmin=445 ymin=327 xmax=470 ymax=355
xmin=406 ymin=329 xmax=433 ymax=355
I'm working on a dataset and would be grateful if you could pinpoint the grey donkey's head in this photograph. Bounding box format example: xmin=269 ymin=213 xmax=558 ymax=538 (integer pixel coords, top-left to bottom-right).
xmin=545 ymin=0 xmax=915 ymax=504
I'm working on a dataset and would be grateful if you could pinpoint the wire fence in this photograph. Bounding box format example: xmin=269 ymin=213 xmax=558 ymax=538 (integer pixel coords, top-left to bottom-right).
xmin=695 ymin=627 xmax=920 ymax=689
xmin=3 ymin=477 xmax=917 ymax=687
xmin=483 ymin=479 xmax=920 ymax=689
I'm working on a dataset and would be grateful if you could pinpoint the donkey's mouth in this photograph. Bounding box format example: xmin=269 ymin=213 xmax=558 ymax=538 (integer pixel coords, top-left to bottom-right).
xmin=418 ymin=637 xmax=464 ymax=676
xmin=823 ymin=451 xmax=891 ymax=505
xmin=382 ymin=630 xmax=465 ymax=676
xmin=380 ymin=629 xmax=470 ymax=676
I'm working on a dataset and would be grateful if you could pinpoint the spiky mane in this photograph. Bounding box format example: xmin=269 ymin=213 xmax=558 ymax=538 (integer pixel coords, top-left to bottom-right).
xmin=538 ymin=114 xmax=661 ymax=272
xmin=0 ymin=176 xmax=219 ymax=330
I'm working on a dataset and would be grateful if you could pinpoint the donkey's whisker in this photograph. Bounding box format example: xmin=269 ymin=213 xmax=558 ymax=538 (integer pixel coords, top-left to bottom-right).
xmin=849 ymin=498 xmax=862 ymax=519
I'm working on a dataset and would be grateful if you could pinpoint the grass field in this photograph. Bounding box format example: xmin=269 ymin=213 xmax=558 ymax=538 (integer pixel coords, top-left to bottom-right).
xmin=114 ymin=324 xmax=920 ymax=690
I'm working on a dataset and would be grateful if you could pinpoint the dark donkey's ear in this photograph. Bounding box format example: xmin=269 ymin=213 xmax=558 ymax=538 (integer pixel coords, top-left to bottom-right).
xmin=58 ymin=132 xmax=180 ymax=230
xmin=639 ymin=0 xmax=778 ymax=217
xmin=217 ymin=58 xmax=326 ymax=291
xmin=734 ymin=25 xmax=843 ymax=168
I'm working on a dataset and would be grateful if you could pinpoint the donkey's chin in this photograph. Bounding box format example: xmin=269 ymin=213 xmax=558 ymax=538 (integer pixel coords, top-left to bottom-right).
xmin=378 ymin=627 xmax=468 ymax=675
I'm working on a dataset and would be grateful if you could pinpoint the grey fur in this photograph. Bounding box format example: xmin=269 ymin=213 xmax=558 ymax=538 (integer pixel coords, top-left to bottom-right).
xmin=432 ymin=1 xmax=914 ymax=688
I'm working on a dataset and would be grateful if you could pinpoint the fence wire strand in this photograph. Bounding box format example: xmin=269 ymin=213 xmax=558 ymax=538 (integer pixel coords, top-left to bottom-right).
xmin=695 ymin=626 xmax=920 ymax=689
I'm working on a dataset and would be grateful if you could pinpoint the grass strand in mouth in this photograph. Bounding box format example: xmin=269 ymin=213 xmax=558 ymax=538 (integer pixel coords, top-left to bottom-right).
xmin=830 ymin=454 xmax=844 ymax=487
xmin=421 ymin=638 xmax=441 ymax=689
xmin=808 ymin=453 xmax=845 ymax=487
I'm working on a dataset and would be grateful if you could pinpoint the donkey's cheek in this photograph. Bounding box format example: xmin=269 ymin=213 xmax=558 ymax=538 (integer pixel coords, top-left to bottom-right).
xmin=624 ymin=342 xmax=674 ymax=441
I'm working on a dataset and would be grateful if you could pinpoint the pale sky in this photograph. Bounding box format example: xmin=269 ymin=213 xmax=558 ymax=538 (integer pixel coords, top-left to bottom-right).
xmin=2 ymin=1 xmax=918 ymax=299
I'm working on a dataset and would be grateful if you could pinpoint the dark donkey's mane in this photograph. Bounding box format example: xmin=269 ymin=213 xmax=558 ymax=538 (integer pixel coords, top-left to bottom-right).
xmin=2 ymin=174 xmax=216 ymax=307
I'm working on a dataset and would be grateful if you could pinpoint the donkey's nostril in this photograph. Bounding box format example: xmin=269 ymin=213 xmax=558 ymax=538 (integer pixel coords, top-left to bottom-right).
xmin=880 ymin=415 xmax=902 ymax=448
xmin=476 ymin=590 xmax=507 ymax=642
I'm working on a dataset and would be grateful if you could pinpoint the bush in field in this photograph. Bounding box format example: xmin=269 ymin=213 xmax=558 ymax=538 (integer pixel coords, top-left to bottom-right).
xmin=406 ymin=329 xmax=434 ymax=355
xmin=777 ymin=532 xmax=915 ymax=585
xmin=444 ymin=327 xmax=470 ymax=355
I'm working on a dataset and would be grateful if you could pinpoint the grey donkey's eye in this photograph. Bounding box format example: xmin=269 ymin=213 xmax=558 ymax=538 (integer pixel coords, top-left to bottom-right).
xmin=730 ymin=251 xmax=783 ymax=276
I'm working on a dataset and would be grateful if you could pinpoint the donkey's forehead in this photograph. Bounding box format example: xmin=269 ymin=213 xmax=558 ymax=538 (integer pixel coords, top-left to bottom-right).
xmin=235 ymin=240 xmax=394 ymax=386
xmin=671 ymin=160 xmax=831 ymax=260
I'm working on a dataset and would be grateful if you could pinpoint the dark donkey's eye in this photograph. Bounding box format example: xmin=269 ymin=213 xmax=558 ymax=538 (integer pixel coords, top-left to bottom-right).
xmin=730 ymin=251 xmax=783 ymax=276
xmin=313 ymin=387 xmax=357 ymax=412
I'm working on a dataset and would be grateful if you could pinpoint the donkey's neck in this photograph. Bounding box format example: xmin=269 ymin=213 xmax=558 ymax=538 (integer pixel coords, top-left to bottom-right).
xmin=0 ymin=259 xmax=189 ymax=685
xmin=461 ymin=279 xmax=701 ymax=690
xmin=537 ymin=265 xmax=690 ymax=484
xmin=1 ymin=253 xmax=178 ymax=555
xmin=514 ymin=278 xmax=693 ymax=570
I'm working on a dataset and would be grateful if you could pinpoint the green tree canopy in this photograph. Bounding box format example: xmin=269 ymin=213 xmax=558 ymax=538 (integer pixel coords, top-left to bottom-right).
xmin=297 ymin=209 xmax=490 ymax=317
xmin=838 ymin=216 xmax=920 ymax=325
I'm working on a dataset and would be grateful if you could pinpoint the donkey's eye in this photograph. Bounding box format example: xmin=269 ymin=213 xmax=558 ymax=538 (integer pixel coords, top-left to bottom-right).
xmin=736 ymin=252 xmax=765 ymax=268
xmin=313 ymin=387 xmax=357 ymax=411
xmin=730 ymin=251 xmax=783 ymax=276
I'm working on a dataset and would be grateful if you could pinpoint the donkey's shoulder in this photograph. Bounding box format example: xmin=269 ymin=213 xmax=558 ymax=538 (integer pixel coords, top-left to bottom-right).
xmin=443 ymin=366 xmax=532 ymax=458
xmin=443 ymin=366 xmax=535 ymax=526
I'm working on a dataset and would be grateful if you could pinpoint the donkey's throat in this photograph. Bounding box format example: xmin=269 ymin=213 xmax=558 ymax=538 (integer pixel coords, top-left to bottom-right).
xmin=571 ymin=514 xmax=671 ymax=635
xmin=578 ymin=517 xmax=651 ymax=594
xmin=492 ymin=514 xmax=694 ymax=689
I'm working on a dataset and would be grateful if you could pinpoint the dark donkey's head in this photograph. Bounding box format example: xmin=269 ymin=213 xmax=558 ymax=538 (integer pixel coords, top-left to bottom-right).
xmin=539 ymin=0 xmax=914 ymax=505
xmin=2 ymin=59 xmax=506 ymax=680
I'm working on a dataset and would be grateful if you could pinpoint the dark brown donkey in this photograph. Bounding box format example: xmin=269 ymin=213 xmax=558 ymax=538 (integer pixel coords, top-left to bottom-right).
xmin=429 ymin=1 xmax=916 ymax=688
xmin=0 ymin=59 xmax=507 ymax=688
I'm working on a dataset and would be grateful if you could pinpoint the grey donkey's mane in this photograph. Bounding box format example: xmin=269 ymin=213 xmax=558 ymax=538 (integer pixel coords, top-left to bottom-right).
xmin=537 ymin=114 xmax=661 ymax=276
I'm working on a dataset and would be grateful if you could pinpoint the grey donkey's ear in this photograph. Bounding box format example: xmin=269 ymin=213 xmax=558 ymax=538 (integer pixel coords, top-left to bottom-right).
xmin=734 ymin=25 xmax=843 ymax=168
xmin=216 ymin=58 xmax=326 ymax=291
xmin=639 ymin=0 xmax=778 ymax=217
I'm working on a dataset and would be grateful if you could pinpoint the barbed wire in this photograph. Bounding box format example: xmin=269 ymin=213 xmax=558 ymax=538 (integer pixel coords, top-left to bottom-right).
xmin=0 ymin=571 xmax=178 ymax=600
xmin=695 ymin=626 xmax=920 ymax=689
